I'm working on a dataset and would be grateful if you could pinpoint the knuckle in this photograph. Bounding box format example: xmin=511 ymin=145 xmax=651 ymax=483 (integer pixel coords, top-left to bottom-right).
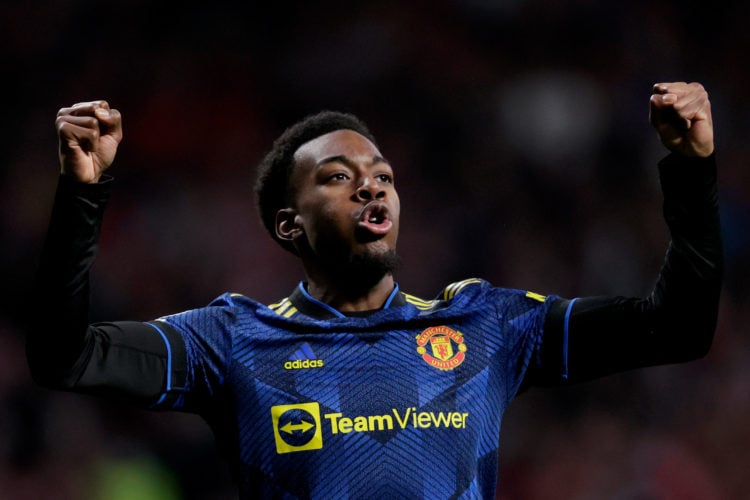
xmin=55 ymin=116 xmax=69 ymax=131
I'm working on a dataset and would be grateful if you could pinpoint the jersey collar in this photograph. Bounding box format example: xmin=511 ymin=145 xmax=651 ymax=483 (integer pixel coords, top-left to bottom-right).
xmin=288 ymin=281 xmax=407 ymax=320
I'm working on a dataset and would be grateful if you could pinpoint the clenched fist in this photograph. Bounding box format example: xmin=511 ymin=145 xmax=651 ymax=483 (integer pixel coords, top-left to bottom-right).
xmin=55 ymin=100 xmax=123 ymax=183
xmin=650 ymin=82 xmax=713 ymax=158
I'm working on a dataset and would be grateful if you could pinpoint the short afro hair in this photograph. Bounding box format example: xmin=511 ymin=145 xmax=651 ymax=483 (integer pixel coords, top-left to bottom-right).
xmin=254 ymin=110 xmax=377 ymax=253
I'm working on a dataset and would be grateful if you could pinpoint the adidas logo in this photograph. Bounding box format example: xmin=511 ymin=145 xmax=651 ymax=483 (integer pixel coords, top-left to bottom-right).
xmin=284 ymin=342 xmax=325 ymax=370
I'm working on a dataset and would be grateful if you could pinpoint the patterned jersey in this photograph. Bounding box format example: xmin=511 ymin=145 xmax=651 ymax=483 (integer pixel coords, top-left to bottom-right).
xmin=151 ymin=278 xmax=557 ymax=499
xmin=30 ymin=154 xmax=721 ymax=499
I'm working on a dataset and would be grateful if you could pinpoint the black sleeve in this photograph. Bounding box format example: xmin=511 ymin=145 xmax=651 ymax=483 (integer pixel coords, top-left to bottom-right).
xmin=532 ymin=153 xmax=723 ymax=385
xmin=26 ymin=175 xmax=186 ymax=408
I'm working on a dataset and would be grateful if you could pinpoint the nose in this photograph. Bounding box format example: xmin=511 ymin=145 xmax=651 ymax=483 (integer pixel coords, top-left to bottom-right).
xmin=355 ymin=177 xmax=385 ymax=201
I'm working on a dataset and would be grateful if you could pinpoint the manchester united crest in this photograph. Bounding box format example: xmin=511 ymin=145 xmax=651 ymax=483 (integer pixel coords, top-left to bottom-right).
xmin=416 ymin=326 xmax=467 ymax=370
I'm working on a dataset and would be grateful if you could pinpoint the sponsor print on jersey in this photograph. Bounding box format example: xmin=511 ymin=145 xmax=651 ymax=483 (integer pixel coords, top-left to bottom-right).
xmin=415 ymin=325 xmax=467 ymax=370
xmin=284 ymin=342 xmax=325 ymax=370
xmin=271 ymin=402 xmax=469 ymax=454
xmin=272 ymin=402 xmax=324 ymax=454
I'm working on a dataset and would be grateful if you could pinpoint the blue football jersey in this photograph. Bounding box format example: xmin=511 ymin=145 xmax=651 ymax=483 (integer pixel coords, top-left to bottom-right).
xmin=154 ymin=278 xmax=556 ymax=499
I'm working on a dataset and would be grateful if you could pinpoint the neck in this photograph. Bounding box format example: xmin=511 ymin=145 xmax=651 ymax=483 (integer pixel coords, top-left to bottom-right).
xmin=304 ymin=273 xmax=396 ymax=313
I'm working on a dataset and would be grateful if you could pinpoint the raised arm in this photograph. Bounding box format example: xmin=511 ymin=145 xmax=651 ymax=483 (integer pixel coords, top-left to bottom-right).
xmin=27 ymin=102 xmax=185 ymax=406
xmin=534 ymin=82 xmax=722 ymax=385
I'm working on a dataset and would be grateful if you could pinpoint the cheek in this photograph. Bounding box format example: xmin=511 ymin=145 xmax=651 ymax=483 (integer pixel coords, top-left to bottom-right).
xmin=300 ymin=203 xmax=351 ymax=243
xmin=391 ymin=197 xmax=401 ymax=229
xmin=318 ymin=203 xmax=349 ymax=228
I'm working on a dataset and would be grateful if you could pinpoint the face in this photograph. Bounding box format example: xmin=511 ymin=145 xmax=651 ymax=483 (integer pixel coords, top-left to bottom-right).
xmin=279 ymin=129 xmax=400 ymax=270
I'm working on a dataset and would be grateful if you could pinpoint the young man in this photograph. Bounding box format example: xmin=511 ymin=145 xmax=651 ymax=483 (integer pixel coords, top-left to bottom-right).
xmin=28 ymin=82 xmax=722 ymax=498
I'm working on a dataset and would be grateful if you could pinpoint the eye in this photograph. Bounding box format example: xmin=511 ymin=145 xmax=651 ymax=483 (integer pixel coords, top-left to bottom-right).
xmin=328 ymin=173 xmax=350 ymax=182
xmin=376 ymin=174 xmax=393 ymax=184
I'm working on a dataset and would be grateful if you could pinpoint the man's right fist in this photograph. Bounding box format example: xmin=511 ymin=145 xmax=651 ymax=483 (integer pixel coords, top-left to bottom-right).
xmin=55 ymin=100 xmax=123 ymax=183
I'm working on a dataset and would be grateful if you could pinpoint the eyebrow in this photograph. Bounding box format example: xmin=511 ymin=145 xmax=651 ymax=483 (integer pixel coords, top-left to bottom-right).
xmin=315 ymin=154 xmax=391 ymax=169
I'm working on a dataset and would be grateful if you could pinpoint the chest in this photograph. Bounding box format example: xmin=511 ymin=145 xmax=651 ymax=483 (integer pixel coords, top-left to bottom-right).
xmin=243 ymin=318 xmax=508 ymax=399
xmin=212 ymin=313 xmax=524 ymax=500
xmin=230 ymin=317 xmax=513 ymax=449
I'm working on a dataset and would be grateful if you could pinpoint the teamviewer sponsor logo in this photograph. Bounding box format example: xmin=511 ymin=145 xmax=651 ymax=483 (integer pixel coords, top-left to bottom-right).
xmin=271 ymin=401 xmax=470 ymax=454
xmin=271 ymin=402 xmax=323 ymax=454
xmin=284 ymin=342 xmax=325 ymax=370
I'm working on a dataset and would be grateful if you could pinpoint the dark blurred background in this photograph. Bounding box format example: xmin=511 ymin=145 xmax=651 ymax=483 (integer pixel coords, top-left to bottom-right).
xmin=0 ymin=1 xmax=748 ymax=498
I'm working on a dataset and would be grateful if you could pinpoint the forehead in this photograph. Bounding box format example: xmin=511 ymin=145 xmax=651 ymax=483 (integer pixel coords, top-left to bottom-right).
xmin=293 ymin=129 xmax=381 ymax=167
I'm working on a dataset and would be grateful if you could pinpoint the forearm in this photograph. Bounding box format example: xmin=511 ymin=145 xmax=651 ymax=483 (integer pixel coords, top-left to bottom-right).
xmin=26 ymin=175 xmax=186 ymax=407
xmin=27 ymin=175 xmax=112 ymax=385
xmin=538 ymin=153 xmax=722 ymax=384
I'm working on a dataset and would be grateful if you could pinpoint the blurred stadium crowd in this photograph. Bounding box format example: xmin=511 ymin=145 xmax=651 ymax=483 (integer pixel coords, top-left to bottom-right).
xmin=0 ymin=1 xmax=748 ymax=498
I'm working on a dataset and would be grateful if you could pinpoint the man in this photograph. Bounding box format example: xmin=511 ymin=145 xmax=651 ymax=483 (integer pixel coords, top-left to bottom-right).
xmin=28 ymin=82 xmax=722 ymax=498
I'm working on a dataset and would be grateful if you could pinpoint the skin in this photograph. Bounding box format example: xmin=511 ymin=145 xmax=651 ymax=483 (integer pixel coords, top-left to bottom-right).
xmin=277 ymin=129 xmax=401 ymax=312
xmin=55 ymin=81 xmax=714 ymax=311
xmin=56 ymin=100 xmax=122 ymax=183
xmin=649 ymin=82 xmax=713 ymax=157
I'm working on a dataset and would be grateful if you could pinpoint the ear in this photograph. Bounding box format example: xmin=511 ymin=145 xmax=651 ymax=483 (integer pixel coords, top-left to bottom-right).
xmin=275 ymin=208 xmax=304 ymax=243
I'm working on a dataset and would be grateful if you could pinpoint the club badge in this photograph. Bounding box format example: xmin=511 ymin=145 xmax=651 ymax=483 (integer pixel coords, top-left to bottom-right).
xmin=416 ymin=326 xmax=467 ymax=370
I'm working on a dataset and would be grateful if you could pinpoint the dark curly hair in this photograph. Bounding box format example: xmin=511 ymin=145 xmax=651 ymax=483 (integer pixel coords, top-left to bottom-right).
xmin=254 ymin=110 xmax=377 ymax=253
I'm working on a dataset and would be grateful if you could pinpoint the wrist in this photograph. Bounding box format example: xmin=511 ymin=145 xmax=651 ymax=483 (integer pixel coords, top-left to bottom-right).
xmin=60 ymin=170 xmax=105 ymax=185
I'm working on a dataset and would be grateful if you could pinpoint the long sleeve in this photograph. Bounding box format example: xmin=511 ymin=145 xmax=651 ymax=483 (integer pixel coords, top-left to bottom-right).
xmin=26 ymin=175 xmax=185 ymax=407
xmin=27 ymin=175 xmax=112 ymax=385
xmin=534 ymin=153 xmax=723 ymax=385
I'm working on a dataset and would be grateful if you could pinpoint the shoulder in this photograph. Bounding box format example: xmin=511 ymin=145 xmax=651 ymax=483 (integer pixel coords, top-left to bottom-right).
xmin=156 ymin=292 xmax=264 ymax=329
xmin=439 ymin=278 xmax=550 ymax=304
xmin=403 ymin=278 xmax=553 ymax=313
xmin=400 ymin=278 xmax=491 ymax=311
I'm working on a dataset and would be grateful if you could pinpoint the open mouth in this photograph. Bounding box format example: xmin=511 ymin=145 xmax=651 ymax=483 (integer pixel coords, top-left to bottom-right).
xmin=357 ymin=202 xmax=393 ymax=236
